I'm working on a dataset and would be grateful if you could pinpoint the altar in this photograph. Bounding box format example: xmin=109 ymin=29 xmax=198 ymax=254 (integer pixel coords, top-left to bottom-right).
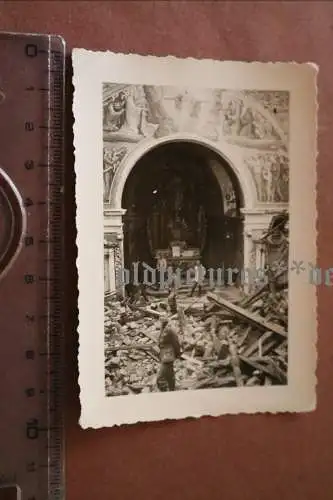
xmin=155 ymin=240 xmax=201 ymax=271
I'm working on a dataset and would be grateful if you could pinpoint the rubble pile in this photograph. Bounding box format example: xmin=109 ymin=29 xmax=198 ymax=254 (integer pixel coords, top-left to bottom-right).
xmin=104 ymin=211 xmax=289 ymax=395
xmin=104 ymin=280 xmax=288 ymax=394
xmin=104 ymin=299 xmax=161 ymax=396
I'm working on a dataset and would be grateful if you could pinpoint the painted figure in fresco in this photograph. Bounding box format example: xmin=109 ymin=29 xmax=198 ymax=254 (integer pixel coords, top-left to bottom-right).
xmin=254 ymin=114 xmax=276 ymax=140
xmin=123 ymin=87 xmax=145 ymax=135
xmin=280 ymin=160 xmax=289 ymax=201
xmin=222 ymin=99 xmax=257 ymax=137
xmin=273 ymin=154 xmax=289 ymax=202
xmin=222 ymin=100 xmax=237 ymax=135
xmin=103 ymin=149 xmax=112 ymax=202
xmin=105 ymin=91 xmax=127 ymax=131
xmin=104 ymin=86 xmax=152 ymax=136
xmin=270 ymin=161 xmax=281 ymax=202
xmin=221 ymin=92 xmax=285 ymax=143
xmin=103 ymin=146 xmax=127 ymax=203
xmin=259 ymin=153 xmax=289 ymax=203
xmin=174 ymin=89 xmax=191 ymax=113
xmin=239 ymin=107 xmax=256 ymax=138
xmin=261 ymin=163 xmax=274 ymax=202
xmin=179 ymin=91 xmax=192 ymax=131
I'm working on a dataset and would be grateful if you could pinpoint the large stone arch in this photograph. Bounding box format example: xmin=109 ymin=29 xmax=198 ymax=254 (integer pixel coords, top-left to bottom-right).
xmin=109 ymin=133 xmax=257 ymax=210
xmin=104 ymin=119 xmax=288 ymax=295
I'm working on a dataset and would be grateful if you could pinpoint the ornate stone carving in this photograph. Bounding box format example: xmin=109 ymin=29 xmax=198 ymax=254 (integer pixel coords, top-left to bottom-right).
xmin=114 ymin=244 xmax=123 ymax=292
xmin=246 ymin=230 xmax=267 ymax=293
xmin=244 ymin=151 xmax=289 ymax=203
xmin=103 ymin=146 xmax=128 ymax=203
xmin=247 ymin=237 xmax=256 ymax=264
xmin=104 ymin=233 xmax=123 ymax=294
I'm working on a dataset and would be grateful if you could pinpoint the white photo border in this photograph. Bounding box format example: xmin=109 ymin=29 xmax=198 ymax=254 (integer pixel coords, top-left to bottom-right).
xmin=73 ymin=50 xmax=318 ymax=428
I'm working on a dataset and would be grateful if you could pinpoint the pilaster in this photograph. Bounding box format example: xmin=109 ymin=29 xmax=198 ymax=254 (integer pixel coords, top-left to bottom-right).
xmin=104 ymin=208 xmax=127 ymax=296
xmin=241 ymin=205 xmax=288 ymax=292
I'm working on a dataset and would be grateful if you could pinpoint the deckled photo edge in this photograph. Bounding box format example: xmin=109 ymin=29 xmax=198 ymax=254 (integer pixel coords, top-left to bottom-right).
xmin=72 ymin=52 xmax=84 ymax=421
xmin=73 ymin=51 xmax=318 ymax=428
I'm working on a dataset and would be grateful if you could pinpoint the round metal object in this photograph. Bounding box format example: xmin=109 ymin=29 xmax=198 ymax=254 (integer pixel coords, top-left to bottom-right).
xmin=0 ymin=168 xmax=25 ymax=279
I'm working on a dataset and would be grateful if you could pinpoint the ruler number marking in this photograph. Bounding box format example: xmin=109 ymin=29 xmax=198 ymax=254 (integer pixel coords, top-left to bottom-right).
xmin=26 ymin=419 xmax=39 ymax=440
xmin=24 ymin=197 xmax=34 ymax=207
xmin=24 ymin=160 xmax=35 ymax=170
xmin=25 ymin=44 xmax=38 ymax=58
xmin=24 ymin=43 xmax=49 ymax=58
xmin=24 ymin=274 xmax=35 ymax=284
xmin=17 ymin=37 xmax=66 ymax=500
xmin=25 ymin=387 xmax=36 ymax=397
xmin=25 ymin=236 xmax=34 ymax=247
xmin=25 ymin=122 xmax=35 ymax=132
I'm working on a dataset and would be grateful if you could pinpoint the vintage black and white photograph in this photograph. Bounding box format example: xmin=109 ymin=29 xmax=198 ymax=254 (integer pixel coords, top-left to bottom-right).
xmin=103 ymin=84 xmax=290 ymax=396
xmin=74 ymin=52 xmax=317 ymax=427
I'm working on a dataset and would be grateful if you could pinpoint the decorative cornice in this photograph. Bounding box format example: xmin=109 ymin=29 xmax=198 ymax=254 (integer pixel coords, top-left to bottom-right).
xmin=241 ymin=205 xmax=288 ymax=216
xmin=104 ymin=206 xmax=127 ymax=216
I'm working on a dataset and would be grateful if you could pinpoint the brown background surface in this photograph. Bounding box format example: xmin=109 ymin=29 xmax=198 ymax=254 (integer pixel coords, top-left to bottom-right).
xmin=1 ymin=2 xmax=332 ymax=499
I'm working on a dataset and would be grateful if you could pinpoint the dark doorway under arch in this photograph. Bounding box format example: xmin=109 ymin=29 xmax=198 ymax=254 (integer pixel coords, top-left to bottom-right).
xmin=122 ymin=141 xmax=244 ymax=278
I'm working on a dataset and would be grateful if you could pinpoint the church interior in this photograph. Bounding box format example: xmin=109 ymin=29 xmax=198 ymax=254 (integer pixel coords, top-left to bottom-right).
xmin=121 ymin=142 xmax=244 ymax=281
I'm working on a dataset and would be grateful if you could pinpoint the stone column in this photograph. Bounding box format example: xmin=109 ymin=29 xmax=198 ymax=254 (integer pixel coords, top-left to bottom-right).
xmin=104 ymin=207 xmax=127 ymax=296
xmin=104 ymin=246 xmax=118 ymax=294
xmin=104 ymin=247 xmax=110 ymax=293
xmin=242 ymin=225 xmax=257 ymax=294
xmin=104 ymin=207 xmax=127 ymax=234
xmin=241 ymin=205 xmax=288 ymax=293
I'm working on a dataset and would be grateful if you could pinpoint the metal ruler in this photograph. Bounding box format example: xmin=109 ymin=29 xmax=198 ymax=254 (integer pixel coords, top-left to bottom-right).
xmin=0 ymin=33 xmax=65 ymax=500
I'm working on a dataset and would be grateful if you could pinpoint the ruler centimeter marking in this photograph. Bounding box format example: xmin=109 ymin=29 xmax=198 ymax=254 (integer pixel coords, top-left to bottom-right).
xmin=0 ymin=34 xmax=65 ymax=500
